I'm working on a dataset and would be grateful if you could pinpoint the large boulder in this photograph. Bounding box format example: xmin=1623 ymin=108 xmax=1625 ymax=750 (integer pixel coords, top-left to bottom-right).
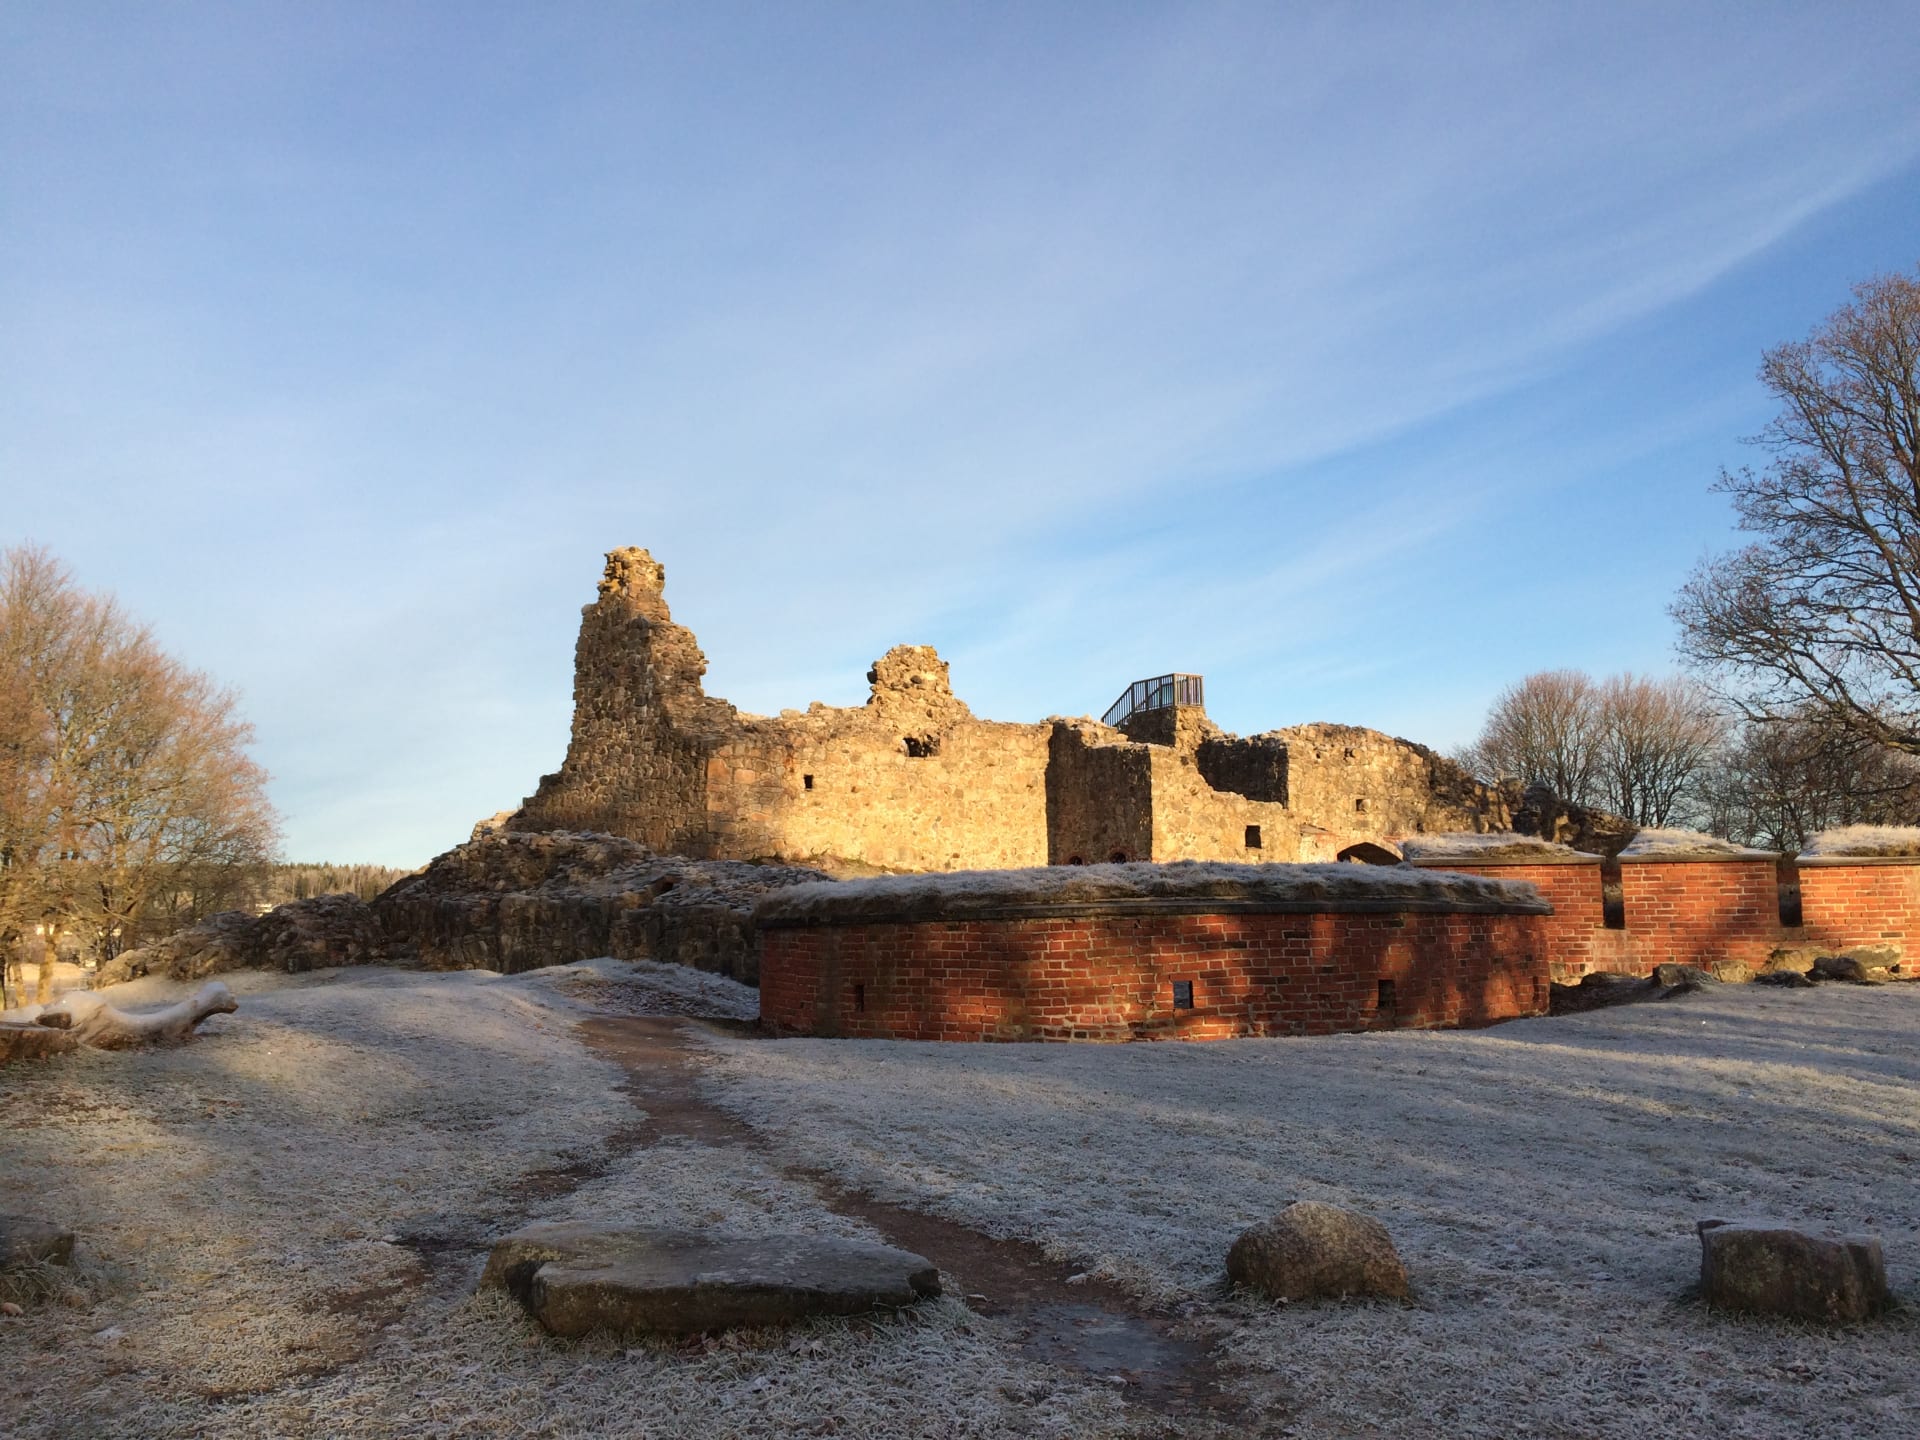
xmin=481 ymin=1222 xmax=940 ymax=1336
xmin=1227 ymin=1201 xmax=1410 ymax=1302
xmin=1697 ymin=1220 xmax=1891 ymax=1322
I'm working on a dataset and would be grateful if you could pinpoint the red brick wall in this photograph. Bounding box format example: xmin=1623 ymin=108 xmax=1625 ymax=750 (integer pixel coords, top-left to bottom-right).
xmin=1613 ymin=858 xmax=1785 ymax=970
xmin=1408 ymin=861 xmax=1627 ymax=981
xmin=759 ymin=909 xmax=1550 ymax=1043
xmin=1797 ymin=860 xmax=1920 ymax=952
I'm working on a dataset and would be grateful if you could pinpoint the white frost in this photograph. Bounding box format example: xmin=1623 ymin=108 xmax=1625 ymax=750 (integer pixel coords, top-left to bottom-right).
xmin=1399 ymin=831 xmax=1593 ymax=862
xmin=1801 ymin=824 xmax=1920 ymax=859
xmin=755 ymin=859 xmax=1543 ymax=923
xmin=1616 ymin=827 xmax=1774 ymax=860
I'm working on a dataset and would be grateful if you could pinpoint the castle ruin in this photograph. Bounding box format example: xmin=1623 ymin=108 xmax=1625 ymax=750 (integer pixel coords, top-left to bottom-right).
xmin=510 ymin=548 xmax=1509 ymax=871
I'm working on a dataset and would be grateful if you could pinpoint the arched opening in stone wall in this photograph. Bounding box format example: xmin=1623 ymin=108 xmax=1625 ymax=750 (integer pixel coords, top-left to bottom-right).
xmin=1109 ymin=851 xmax=1128 ymax=863
xmin=1066 ymin=855 xmax=1085 ymax=866
xmin=1336 ymin=842 xmax=1401 ymax=866
xmin=903 ymin=735 xmax=940 ymax=758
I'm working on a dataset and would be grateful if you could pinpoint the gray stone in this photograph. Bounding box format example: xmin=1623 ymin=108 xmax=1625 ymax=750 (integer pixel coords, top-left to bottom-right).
xmin=481 ymin=1222 xmax=940 ymax=1337
xmin=1227 ymin=1201 xmax=1410 ymax=1302
xmin=1697 ymin=1219 xmax=1891 ymax=1322
xmin=1652 ymin=963 xmax=1719 ymax=989
xmin=0 ymin=1216 xmax=75 ymax=1269
xmin=1752 ymin=969 xmax=1814 ymax=989
xmin=1812 ymin=953 xmax=1885 ymax=985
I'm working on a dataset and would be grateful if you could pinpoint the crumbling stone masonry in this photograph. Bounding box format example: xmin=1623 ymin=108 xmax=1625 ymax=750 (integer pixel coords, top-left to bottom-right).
xmin=511 ymin=548 xmax=1509 ymax=871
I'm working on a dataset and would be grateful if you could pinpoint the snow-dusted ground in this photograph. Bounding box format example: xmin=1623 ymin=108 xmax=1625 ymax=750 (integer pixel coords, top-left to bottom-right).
xmin=702 ymin=984 xmax=1920 ymax=1439
xmin=0 ymin=961 xmax=1137 ymax=1439
xmin=8 ymin=961 xmax=1918 ymax=1438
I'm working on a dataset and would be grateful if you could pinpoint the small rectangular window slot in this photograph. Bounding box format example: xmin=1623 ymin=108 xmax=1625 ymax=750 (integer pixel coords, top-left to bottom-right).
xmin=1377 ymin=979 xmax=1397 ymax=1012
xmin=1172 ymin=980 xmax=1195 ymax=1010
xmin=803 ymin=774 xmax=814 ymax=790
xmin=852 ymin=983 xmax=866 ymax=1013
xmin=1355 ymin=797 xmax=1369 ymax=813
xmin=1244 ymin=824 xmax=1262 ymax=849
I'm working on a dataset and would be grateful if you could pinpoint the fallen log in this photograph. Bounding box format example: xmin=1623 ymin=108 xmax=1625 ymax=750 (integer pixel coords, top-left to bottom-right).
xmin=30 ymin=982 xmax=237 ymax=1050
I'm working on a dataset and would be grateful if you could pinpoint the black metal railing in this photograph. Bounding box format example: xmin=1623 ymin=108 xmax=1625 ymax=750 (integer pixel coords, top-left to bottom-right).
xmin=1101 ymin=673 xmax=1205 ymax=727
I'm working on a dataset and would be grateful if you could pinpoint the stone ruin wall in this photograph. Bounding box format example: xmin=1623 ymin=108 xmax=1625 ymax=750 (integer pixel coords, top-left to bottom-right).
xmin=513 ymin=548 xmax=1508 ymax=870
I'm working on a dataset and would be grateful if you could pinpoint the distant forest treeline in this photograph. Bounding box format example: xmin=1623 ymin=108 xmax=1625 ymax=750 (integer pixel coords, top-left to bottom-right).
xmin=259 ymin=863 xmax=417 ymax=907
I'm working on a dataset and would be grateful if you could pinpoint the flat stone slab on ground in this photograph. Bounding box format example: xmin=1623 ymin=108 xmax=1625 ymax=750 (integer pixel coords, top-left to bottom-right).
xmin=0 ymin=1215 xmax=75 ymax=1270
xmin=482 ymin=1222 xmax=941 ymax=1337
xmin=1698 ymin=1219 xmax=1891 ymax=1322
xmin=0 ymin=1023 xmax=79 ymax=1066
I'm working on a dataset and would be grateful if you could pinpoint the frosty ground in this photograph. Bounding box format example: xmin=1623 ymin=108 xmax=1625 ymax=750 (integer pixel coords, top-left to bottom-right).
xmin=2 ymin=962 xmax=1915 ymax=1439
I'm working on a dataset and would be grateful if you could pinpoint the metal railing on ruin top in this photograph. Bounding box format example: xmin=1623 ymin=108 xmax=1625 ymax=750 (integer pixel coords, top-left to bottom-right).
xmin=1101 ymin=673 xmax=1205 ymax=728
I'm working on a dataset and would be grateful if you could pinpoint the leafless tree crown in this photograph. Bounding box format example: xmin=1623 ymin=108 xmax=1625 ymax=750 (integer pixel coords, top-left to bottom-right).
xmin=0 ymin=545 xmax=279 ymax=1004
xmin=1674 ymin=262 xmax=1920 ymax=750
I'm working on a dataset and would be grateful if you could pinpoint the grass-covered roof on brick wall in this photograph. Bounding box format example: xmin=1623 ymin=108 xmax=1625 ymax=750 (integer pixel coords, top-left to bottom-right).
xmin=754 ymin=860 xmax=1549 ymax=926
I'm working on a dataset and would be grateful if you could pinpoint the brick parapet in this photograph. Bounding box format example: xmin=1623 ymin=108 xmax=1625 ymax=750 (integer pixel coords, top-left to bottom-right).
xmin=1408 ymin=857 xmax=1617 ymax=982
xmin=1794 ymin=857 xmax=1920 ymax=953
xmin=759 ymin=906 xmax=1550 ymax=1043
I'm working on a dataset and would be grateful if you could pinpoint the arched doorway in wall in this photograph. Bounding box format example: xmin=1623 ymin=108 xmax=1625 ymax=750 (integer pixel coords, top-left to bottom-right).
xmin=1336 ymin=841 xmax=1402 ymax=866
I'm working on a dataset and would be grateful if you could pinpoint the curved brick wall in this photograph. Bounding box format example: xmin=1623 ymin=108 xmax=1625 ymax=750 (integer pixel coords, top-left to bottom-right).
xmin=756 ymin=865 xmax=1552 ymax=1042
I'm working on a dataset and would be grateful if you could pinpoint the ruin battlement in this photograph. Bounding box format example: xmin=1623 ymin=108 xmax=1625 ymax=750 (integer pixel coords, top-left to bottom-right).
xmin=511 ymin=548 xmax=1508 ymax=871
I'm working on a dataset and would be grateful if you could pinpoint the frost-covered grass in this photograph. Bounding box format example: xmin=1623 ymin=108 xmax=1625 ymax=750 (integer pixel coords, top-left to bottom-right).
xmin=1616 ymin=827 xmax=1774 ymax=859
xmin=1802 ymin=824 xmax=1920 ymax=858
xmin=1399 ymin=831 xmax=1590 ymax=863
xmin=757 ymin=859 xmax=1538 ymax=923
xmin=0 ymin=961 xmax=1147 ymax=1440
xmin=701 ymin=985 xmax=1920 ymax=1439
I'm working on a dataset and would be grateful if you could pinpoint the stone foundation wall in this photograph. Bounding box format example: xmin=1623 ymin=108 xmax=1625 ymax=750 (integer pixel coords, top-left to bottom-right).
xmin=760 ymin=908 xmax=1551 ymax=1042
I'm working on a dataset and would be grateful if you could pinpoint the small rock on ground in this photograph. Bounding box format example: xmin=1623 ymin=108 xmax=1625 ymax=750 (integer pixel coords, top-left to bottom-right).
xmin=1227 ymin=1201 xmax=1409 ymax=1302
xmin=0 ymin=1216 xmax=75 ymax=1270
xmin=1697 ymin=1219 xmax=1891 ymax=1322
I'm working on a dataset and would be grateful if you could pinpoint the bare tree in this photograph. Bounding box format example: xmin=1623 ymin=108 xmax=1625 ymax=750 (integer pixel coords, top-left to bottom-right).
xmin=1674 ymin=262 xmax=1920 ymax=749
xmin=1703 ymin=713 xmax=1920 ymax=852
xmin=1590 ymin=673 xmax=1727 ymax=827
xmin=1461 ymin=668 xmax=1724 ymax=828
xmin=1456 ymin=670 xmax=1602 ymax=800
xmin=0 ymin=546 xmax=278 ymax=1005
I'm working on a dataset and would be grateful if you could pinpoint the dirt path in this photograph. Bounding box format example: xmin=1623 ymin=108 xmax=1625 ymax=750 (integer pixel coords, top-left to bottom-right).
xmin=576 ymin=1015 xmax=1245 ymax=1422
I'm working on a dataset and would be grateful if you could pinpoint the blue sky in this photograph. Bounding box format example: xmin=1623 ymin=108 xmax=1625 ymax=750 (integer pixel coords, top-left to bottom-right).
xmin=4 ymin=4 xmax=1918 ymax=865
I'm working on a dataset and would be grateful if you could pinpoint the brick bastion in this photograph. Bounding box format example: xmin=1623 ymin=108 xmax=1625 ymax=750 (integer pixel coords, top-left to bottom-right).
xmin=1402 ymin=832 xmax=1920 ymax=982
xmin=755 ymin=862 xmax=1553 ymax=1042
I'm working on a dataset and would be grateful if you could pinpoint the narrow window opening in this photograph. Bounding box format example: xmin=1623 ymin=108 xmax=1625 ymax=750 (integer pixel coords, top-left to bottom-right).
xmin=1377 ymin=979 xmax=1397 ymax=1012
xmin=803 ymin=774 xmax=814 ymax=791
xmin=852 ymin=983 xmax=866 ymax=1013
xmin=1244 ymin=824 xmax=1263 ymax=849
xmin=1776 ymin=854 xmax=1803 ymax=928
xmin=1601 ymin=857 xmax=1625 ymax=930
xmin=1355 ymin=797 xmax=1369 ymax=813
xmin=1172 ymin=980 xmax=1195 ymax=1010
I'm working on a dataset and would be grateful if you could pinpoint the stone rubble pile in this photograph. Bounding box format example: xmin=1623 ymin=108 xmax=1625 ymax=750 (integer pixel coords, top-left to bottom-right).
xmin=97 ymin=828 xmax=829 ymax=986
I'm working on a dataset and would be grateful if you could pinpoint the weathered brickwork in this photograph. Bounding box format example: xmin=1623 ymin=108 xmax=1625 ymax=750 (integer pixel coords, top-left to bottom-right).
xmin=760 ymin=909 xmax=1551 ymax=1043
xmin=514 ymin=549 xmax=1507 ymax=871
xmin=1615 ymin=856 xmax=1784 ymax=971
xmin=1409 ymin=853 xmax=1920 ymax=978
xmin=1797 ymin=858 xmax=1920 ymax=951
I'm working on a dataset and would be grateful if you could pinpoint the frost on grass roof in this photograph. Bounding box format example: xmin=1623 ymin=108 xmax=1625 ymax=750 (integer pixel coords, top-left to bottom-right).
xmin=1801 ymin=824 xmax=1920 ymax=859
xmin=753 ymin=860 xmax=1547 ymax=925
xmin=1615 ymin=828 xmax=1775 ymax=861
xmin=1400 ymin=832 xmax=1597 ymax=864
